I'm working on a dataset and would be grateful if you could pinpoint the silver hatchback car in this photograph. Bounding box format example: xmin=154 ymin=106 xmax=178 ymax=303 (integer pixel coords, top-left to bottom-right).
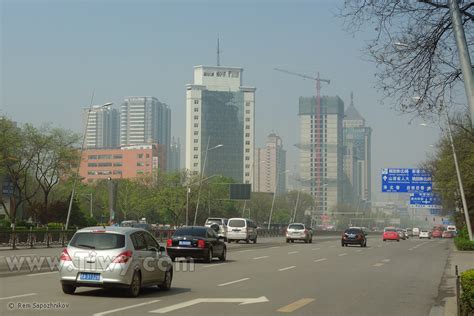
xmin=59 ymin=226 xmax=172 ymax=297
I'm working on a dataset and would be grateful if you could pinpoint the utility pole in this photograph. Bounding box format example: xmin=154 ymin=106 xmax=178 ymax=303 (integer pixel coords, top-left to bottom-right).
xmin=448 ymin=0 xmax=474 ymax=126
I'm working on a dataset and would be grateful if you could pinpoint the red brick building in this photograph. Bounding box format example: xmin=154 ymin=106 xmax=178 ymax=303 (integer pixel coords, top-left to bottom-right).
xmin=79 ymin=144 xmax=166 ymax=182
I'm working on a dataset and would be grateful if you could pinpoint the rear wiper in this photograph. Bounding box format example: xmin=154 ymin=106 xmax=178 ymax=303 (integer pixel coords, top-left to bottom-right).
xmin=77 ymin=244 xmax=96 ymax=249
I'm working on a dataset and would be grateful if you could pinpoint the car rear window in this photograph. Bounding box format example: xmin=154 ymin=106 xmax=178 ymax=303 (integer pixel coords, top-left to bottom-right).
xmin=206 ymin=219 xmax=223 ymax=225
xmin=173 ymin=227 xmax=207 ymax=237
xmin=288 ymin=224 xmax=305 ymax=230
xmin=384 ymin=228 xmax=397 ymax=232
xmin=345 ymin=228 xmax=362 ymax=234
xmin=228 ymin=219 xmax=246 ymax=227
xmin=70 ymin=232 xmax=125 ymax=250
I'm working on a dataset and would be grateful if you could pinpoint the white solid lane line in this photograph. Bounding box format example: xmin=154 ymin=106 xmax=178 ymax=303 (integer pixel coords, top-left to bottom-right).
xmin=0 ymin=293 xmax=37 ymax=300
xmin=26 ymin=271 xmax=58 ymax=277
xmin=93 ymin=300 xmax=161 ymax=316
xmin=217 ymin=278 xmax=250 ymax=287
xmin=338 ymin=253 xmax=347 ymax=256
xmin=269 ymin=246 xmax=280 ymax=249
xmin=237 ymin=249 xmax=254 ymax=253
xmin=202 ymin=263 xmax=227 ymax=268
xmin=253 ymin=256 xmax=269 ymax=260
xmin=314 ymin=258 xmax=327 ymax=262
xmin=278 ymin=266 xmax=296 ymax=271
xmin=288 ymin=251 xmax=299 ymax=255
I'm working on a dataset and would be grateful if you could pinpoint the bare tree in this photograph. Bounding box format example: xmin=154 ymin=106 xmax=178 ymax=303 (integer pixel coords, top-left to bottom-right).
xmin=340 ymin=0 xmax=473 ymax=117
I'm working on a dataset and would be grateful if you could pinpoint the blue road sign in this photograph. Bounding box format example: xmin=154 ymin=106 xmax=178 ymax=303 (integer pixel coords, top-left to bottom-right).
xmin=410 ymin=192 xmax=442 ymax=208
xmin=2 ymin=182 xmax=14 ymax=195
xmin=381 ymin=168 xmax=433 ymax=193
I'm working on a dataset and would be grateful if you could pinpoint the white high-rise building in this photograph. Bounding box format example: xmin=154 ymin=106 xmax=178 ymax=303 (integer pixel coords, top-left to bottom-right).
xmin=254 ymin=133 xmax=286 ymax=194
xmin=84 ymin=105 xmax=120 ymax=149
xmin=298 ymin=96 xmax=344 ymax=217
xmin=185 ymin=65 xmax=256 ymax=183
xmin=120 ymin=96 xmax=171 ymax=167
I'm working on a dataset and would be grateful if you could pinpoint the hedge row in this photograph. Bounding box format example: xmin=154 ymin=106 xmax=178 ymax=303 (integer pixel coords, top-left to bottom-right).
xmin=454 ymin=227 xmax=474 ymax=251
xmin=460 ymin=269 xmax=474 ymax=316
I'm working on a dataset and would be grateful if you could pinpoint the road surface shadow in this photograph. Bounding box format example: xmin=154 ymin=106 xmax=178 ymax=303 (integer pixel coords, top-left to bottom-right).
xmin=74 ymin=286 xmax=191 ymax=298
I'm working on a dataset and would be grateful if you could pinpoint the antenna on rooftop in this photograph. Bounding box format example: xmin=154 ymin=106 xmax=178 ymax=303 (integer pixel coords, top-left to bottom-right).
xmin=217 ymin=35 xmax=221 ymax=66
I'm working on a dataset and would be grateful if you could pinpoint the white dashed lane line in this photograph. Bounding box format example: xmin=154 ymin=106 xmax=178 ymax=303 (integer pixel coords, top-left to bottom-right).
xmin=253 ymin=256 xmax=269 ymax=260
xmin=0 ymin=293 xmax=37 ymax=300
xmin=278 ymin=266 xmax=296 ymax=272
xmin=314 ymin=258 xmax=327 ymax=262
xmin=217 ymin=278 xmax=250 ymax=287
xmin=93 ymin=300 xmax=161 ymax=316
xmin=338 ymin=253 xmax=347 ymax=257
xmin=288 ymin=251 xmax=299 ymax=255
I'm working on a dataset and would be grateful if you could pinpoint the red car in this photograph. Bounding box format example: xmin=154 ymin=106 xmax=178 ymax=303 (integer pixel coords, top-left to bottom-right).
xmin=432 ymin=229 xmax=443 ymax=238
xmin=442 ymin=231 xmax=454 ymax=238
xmin=383 ymin=227 xmax=400 ymax=242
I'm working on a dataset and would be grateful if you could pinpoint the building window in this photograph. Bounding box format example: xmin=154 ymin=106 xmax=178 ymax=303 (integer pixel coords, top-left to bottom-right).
xmin=88 ymin=163 xmax=97 ymax=167
xmin=194 ymin=139 xmax=198 ymax=143
xmin=193 ymin=163 xmax=198 ymax=167
xmin=246 ymin=110 xmax=250 ymax=114
xmin=98 ymin=162 xmax=112 ymax=167
xmin=245 ymin=156 xmax=250 ymax=161
xmin=137 ymin=170 xmax=144 ymax=175
xmin=245 ymin=125 xmax=250 ymax=130
xmin=194 ymin=147 xmax=198 ymax=151
xmin=194 ymin=155 xmax=198 ymax=159
xmin=194 ymin=123 xmax=198 ymax=127
xmin=245 ymin=141 xmax=250 ymax=145
xmin=113 ymin=170 xmax=122 ymax=175
xmin=87 ymin=171 xmax=97 ymax=175
xmin=113 ymin=162 xmax=122 ymax=167
xmin=246 ymin=102 xmax=251 ymax=107
xmin=194 ymin=115 xmax=199 ymax=120
xmin=137 ymin=162 xmax=144 ymax=166
xmin=245 ymin=133 xmax=250 ymax=137
xmin=194 ymin=131 xmax=199 ymax=135
xmin=194 ymin=107 xmax=199 ymax=112
xmin=245 ymin=149 xmax=250 ymax=153
xmin=137 ymin=154 xmax=143 ymax=159
xmin=194 ymin=100 xmax=199 ymax=104
xmin=113 ymin=154 xmax=122 ymax=159
xmin=245 ymin=172 xmax=250 ymax=177
xmin=88 ymin=155 xmax=97 ymax=160
xmin=245 ymin=118 xmax=250 ymax=122
xmin=98 ymin=154 xmax=112 ymax=159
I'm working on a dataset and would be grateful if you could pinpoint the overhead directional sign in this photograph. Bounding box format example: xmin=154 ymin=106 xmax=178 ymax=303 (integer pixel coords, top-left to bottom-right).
xmin=410 ymin=192 xmax=442 ymax=209
xmin=381 ymin=168 xmax=433 ymax=193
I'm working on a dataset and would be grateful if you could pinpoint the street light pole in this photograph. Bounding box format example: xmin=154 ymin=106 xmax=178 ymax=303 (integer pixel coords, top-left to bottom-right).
xmin=267 ymin=169 xmax=289 ymax=229
xmin=65 ymin=93 xmax=113 ymax=230
xmin=448 ymin=0 xmax=474 ymax=126
xmin=444 ymin=111 xmax=473 ymax=241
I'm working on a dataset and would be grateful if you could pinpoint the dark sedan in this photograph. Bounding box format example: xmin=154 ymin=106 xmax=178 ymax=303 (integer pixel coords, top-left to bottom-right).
xmin=166 ymin=226 xmax=226 ymax=263
xmin=341 ymin=228 xmax=367 ymax=247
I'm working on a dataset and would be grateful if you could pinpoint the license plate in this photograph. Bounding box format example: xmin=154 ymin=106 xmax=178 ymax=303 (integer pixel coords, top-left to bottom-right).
xmin=232 ymin=229 xmax=241 ymax=232
xmin=179 ymin=240 xmax=191 ymax=246
xmin=79 ymin=273 xmax=100 ymax=281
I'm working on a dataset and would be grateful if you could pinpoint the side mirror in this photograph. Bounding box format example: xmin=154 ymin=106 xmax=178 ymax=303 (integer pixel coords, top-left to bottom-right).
xmin=149 ymin=247 xmax=158 ymax=252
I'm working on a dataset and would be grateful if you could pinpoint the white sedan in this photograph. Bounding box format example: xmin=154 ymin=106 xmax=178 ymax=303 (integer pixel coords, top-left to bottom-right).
xmin=419 ymin=230 xmax=431 ymax=239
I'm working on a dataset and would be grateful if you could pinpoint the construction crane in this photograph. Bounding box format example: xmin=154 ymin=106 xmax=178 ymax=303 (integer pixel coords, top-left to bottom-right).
xmin=274 ymin=67 xmax=331 ymax=224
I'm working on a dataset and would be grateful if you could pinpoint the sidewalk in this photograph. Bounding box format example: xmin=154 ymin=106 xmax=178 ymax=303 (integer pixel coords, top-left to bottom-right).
xmin=431 ymin=242 xmax=474 ymax=316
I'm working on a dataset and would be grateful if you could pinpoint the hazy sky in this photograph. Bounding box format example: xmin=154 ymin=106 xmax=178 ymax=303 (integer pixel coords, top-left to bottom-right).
xmin=1 ymin=0 xmax=446 ymax=201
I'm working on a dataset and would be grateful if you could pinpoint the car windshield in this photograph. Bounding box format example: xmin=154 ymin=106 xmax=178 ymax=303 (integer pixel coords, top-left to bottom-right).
xmin=228 ymin=219 xmax=246 ymax=228
xmin=70 ymin=233 xmax=125 ymax=250
xmin=345 ymin=229 xmax=362 ymax=234
xmin=173 ymin=227 xmax=206 ymax=237
xmin=385 ymin=228 xmax=397 ymax=232
xmin=288 ymin=224 xmax=305 ymax=230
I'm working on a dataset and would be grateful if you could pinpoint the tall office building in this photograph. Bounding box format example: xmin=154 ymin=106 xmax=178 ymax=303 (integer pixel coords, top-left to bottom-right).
xmin=254 ymin=133 xmax=286 ymax=194
xmin=343 ymin=93 xmax=372 ymax=208
xmin=84 ymin=105 xmax=120 ymax=149
xmin=120 ymin=96 xmax=171 ymax=169
xmin=298 ymin=96 xmax=344 ymax=216
xmin=168 ymin=137 xmax=182 ymax=171
xmin=185 ymin=65 xmax=256 ymax=183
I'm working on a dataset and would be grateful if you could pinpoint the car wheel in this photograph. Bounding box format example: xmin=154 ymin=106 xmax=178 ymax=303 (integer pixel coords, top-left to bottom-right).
xmin=218 ymin=247 xmax=227 ymax=261
xmin=383 ymin=239 xmax=386 ymax=242
xmin=397 ymin=240 xmax=400 ymax=242
xmin=205 ymin=248 xmax=213 ymax=263
xmin=364 ymin=242 xmax=367 ymax=247
xmin=309 ymin=238 xmax=313 ymax=243
xmin=341 ymin=243 xmax=345 ymax=247
xmin=61 ymin=284 xmax=76 ymax=295
xmin=128 ymin=271 xmax=141 ymax=297
xmin=286 ymin=239 xmax=290 ymax=243
xmin=291 ymin=239 xmax=294 ymax=243
xmin=170 ymin=256 xmax=176 ymax=262
xmin=304 ymin=239 xmax=308 ymax=243
xmin=246 ymin=238 xmax=250 ymax=244
xmin=158 ymin=269 xmax=172 ymax=291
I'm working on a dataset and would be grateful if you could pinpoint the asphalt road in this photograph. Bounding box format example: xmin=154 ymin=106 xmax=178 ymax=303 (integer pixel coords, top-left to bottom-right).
xmin=0 ymin=236 xmax=452 ymax=316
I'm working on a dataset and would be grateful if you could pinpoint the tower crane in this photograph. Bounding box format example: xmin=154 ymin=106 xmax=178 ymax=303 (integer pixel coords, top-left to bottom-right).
xmin=274 ymin=67 xmax=331 ymax=223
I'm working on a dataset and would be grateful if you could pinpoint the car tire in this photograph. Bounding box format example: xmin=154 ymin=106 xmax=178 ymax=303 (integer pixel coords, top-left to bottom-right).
xmin=128 ymin=271 xmax=141 ymax=297
xmin=61 ymin=284 xmax=76 ymax=295
xmin=397 ymin=240 xmax=400 ymax=242
xmin=341 ymin=243 xmax=345 ymax=247
xmin=170 ymin=256 xmax=176 ymax=262
xmin=286 ymin=239 xmax=290 ymax=243
xmin=383 ymin=239 xmax=386 ymax=242
xmin=290 ymin=240 xmax=294 ymax=243
xmin=304 ymin=239 xmax=308 ymax=244
xmin=158 ymin=269 xmax=172 ymax=291
xmin=205 ymin=248 xmax=213 ymax=263
xmin=246 ymin=238 xmax=250 ymax=244
xmin=218 ymin=247 xmax=227 ymax=261
xmin=309 ymin=238 xmax=313 ymax=243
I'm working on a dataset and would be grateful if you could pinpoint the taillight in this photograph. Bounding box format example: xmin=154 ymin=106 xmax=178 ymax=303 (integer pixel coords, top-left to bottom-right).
xmin=304 ymin=229 xmax=308 ymax=235
xmin=167 ymin=239 xmax=172 ymax=247
xmin=357 ymin=234 xmax=363 ymax=239
xmin=197 ymin=240 xmax=206 ymax=248
xmin=60 ymin=248 xmax=71 ymax=261
xmin=113 ymin=250 xmax=133 ymax=263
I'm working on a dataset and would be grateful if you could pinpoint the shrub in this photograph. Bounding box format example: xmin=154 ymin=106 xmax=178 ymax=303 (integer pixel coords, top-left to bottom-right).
xmin=0 ymin=219 xmax=11 ymax=228
xmin=454 ymin=227 xmax=474 ymax=251
xmin=460 ymin=269 xmax=474 ymax=316
xmin=47 ymin=222 xmax=64 ymax=229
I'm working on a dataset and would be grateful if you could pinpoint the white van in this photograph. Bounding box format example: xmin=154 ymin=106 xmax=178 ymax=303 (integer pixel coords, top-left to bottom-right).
xmin=226 ymin=218 xmax=258 ymax=244
xmin=446 ymin=225 xmax=457 ymax=234
xmin=412 ymin=227 xmax=420 ymax=236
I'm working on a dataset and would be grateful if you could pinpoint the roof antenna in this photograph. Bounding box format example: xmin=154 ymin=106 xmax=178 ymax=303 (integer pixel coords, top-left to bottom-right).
xmin=350 ymin=91 xmax=354 ymax=107
xmin=217 ymin=35 xmax=221 ymax=66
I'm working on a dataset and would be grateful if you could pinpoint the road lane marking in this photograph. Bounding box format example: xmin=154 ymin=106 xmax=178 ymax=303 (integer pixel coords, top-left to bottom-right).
xmin=314 ymin=258 xmax=327 ymax=262
xmin=0 ymin=293 xmax=37 ymax=300
xmin=278 ymin=266 xmax=296 ymax=271
xmin=238 ymin=249 xmax=254 ymax=253
xmin=218 ymin=278 xmax=250 ymax=287
xmin=202 ymin=263 xmax=227 ymax=268
xmin=149 ymin=297 xmax=269 ymax=313
xmin=338 ymin=253 xmax=347 ymax=256
xmin=373 ymin=263 xmax=384 ymax=267
xmin=94 ymin=300 xmax=161 ymax=316
xmin=269 ymin=246 xmax=280 ymax=249
xmin=287 ymin=251 xmax=299 ymax=255
xmin=381 ymin=259 xmax=391 ymax=263
xmin=311 ymin=248 xmax=320 ymax=251
xmin=277 ymin=298 xmax=315 ymax=313
xmin=26 ymin=271 xmax=57 ymax=277
xmin=253 ymin=256 xmax=269 ymax=260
